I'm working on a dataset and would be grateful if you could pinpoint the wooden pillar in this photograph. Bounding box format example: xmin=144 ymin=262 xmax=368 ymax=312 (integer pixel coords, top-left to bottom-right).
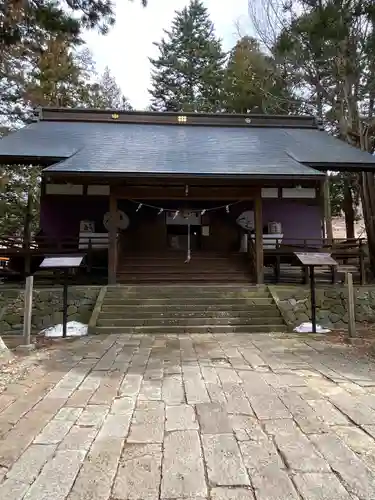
xmin=323 ymin=175 xmax=333 ymax=243
xmin=319 ymin=179 xmax=326 ymax=239
xmin=108 ymin=189 xmax=117 ymax=285
xmin=255 ymin=193 xmax=264 ymax=284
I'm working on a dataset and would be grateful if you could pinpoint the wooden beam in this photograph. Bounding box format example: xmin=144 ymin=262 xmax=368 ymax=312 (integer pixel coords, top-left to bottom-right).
xmin=112 ymin=185 xmax=257 ymax=200
xmin=108 ymin=190 xmax=117 ymax=285
xmin=41 ymin=108 xmax=317 ymax=129
xmin=255 ymin=193 xmax=264 ymax=284
xmin=323 ymin=175 xmax=333 ymax=243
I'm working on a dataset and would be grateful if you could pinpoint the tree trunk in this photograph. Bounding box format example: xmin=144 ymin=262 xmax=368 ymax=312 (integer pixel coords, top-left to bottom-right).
xmin=359 ymin=171 xmax=375 ymax=274
xmin=358 ymin=124 xmax=375 ymax=275
xmin=343 ymin=180 xmax=355 ymax=239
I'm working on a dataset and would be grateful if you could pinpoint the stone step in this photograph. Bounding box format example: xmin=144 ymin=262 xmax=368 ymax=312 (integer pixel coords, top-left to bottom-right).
xmin=104 ymin=296 xmax=271 ymax=302
xmin=94 ymin=324 xmax=286 ymax=334
xmin=97 ymin=316 xmax=284 ymax=327
xmin=105 ymin=286 xmax=268 ymax=295
xmin=98 ymin=309 xmax=281 ymax=319
xmin=104 ymin=296 xmax=271 ymax=303
xmin=103 ymin=292 xmax=271 ymax=300
xmin=101 ymin=300 xmax=275 ymax=310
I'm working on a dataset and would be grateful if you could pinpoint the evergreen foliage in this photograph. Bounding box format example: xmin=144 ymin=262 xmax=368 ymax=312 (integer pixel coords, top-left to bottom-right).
xmin=149 ymin=0 xmax=226 ymax=112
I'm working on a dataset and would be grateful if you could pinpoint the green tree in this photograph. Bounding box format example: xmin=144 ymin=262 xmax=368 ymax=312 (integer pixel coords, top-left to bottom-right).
xmin=224 ymin=36 xmax=300 ymax=114
xmin=149 ymin=0 xmax=226 ymax=112
xmin=0 ymin=38 xmax=130 ymax=237
xmin=1 ymin=0 xmax=148 ymax=50
xmin=88 ymin=67 xmax=132 ymax=109
xmin=0 ymin=0 xmax=145 ymax=128
xmin=24 ymin=40 xmax=96 ymax=109
xmin=0 ymin=164 xmax=41 ymax=236
xmin=251 ymin=0 xmax=375 ymax=250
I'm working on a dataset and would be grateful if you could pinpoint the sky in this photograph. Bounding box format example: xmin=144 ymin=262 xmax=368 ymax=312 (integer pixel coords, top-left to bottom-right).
xmin=84 ymin=0 xmax=252 ymax=110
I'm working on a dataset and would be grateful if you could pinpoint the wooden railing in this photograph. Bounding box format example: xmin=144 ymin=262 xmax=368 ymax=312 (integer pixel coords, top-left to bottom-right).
xmin=239 ymin=231 xmax=367 ymax=284
xmin=0 ymin=234 xmax=114 ymax=255
xmin=261 ymin=237 xmax=367 ymax=285
xmin=0 ymin=235 xmax=112 ymax=280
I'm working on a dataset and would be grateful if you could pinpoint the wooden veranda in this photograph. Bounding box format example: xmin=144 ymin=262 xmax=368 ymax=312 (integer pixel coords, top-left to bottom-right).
xmin=0 ymin=234 xmax=367 ymax=286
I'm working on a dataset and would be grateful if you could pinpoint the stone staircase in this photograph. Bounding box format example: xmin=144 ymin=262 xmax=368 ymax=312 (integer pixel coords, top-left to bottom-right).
xmin=91 ymin=285 xmax=286 ymax=334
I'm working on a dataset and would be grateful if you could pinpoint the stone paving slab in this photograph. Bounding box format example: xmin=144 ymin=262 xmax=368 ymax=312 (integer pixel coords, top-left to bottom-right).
xmin=76 ymin=405 xmax=108 ymax=428
xmin=247 ymin=393 xmax=291 ymax=420
xmin=3 ymin=332 xmax=375 ymax=499
xmin=23 ymin=450 xmax=86 ymax=500
xmin=182 ymin=365 xmax=210 ymax=404
xmin=240 ymin=438 xmax=284 ymax=471
xmin=251 ymin=463 xmax=299 ymax=500
xmin=311 ymin=432 xmax=375 ymax=499
xmin=33 ymin=408 xmax=83 ymax=445
xmin=211 ymin=487 xmax=255 ymax=500
xmin=113 ymin=443 xmax=162 ymax=500
xmin=162 ymin=375 xmax=185 ymax=404
xmin=202 ymin=434 xmax=250 ymax=486
xmin=293 ymin=472 xmax=354 ymax=500
xmin=127 ymin=401 xmax=164 ymax=443
xmin=0 ymin=477 xmax=30 ymax=500
xmin=5 ymin=443 xmax=56 ymax=484
xmin=58 ymin=425 xmax=98 ymax=451
xmin=161 ymin=430 xmax=207 ymax=499
xmin=67 ymin=438 xmax=123 ymax=500
xmin=166 ymin=404 xmax=198 ymax=431
xmin=196 ymin=403 xmax=231 ymax=433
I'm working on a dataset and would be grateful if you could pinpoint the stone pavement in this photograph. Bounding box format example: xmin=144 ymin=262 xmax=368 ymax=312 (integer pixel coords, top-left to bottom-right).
xmin=2 ymin=334 xmax=375 ymax=499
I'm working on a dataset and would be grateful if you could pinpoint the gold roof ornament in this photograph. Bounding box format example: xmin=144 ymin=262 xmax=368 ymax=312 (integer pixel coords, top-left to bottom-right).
xmin=111 ymin=113 xmax=119 ymax=120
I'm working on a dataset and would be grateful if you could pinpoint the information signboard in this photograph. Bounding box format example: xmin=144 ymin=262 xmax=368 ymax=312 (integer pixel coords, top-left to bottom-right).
xmin=294 ymin=252 xmax=338 ymax=334
xmin=295 ymin=253 xmax=338 ymax=267
xmin=40 ymin=256 xmax=84 ymax=268
xmin=40 ymin=255 xmax=84 ymax=337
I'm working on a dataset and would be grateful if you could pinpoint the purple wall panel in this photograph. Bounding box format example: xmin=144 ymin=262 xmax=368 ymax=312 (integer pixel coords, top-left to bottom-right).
xmin=262 ymin=199 xmax=322 ymax=242
xmin=40 ymin=196 xmax=322 ymax=242
xmin=40 ymin=196 xmax=109 ymax=238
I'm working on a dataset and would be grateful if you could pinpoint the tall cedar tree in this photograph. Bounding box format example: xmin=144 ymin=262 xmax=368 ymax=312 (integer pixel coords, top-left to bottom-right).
xmin=89 ymin=67 xmax=133 ymax=109
xmin=0 ymin=0 xmax=144 ymax=127
xmin=224 ymin=36 xmax=299 ymax=114
xmin=0 ymin=41 xmax=131 ymax=236
xmin=272 ymin=0 xmax=375 ymax=252
xmin=149 ymin=0 xmax=226 ymax=112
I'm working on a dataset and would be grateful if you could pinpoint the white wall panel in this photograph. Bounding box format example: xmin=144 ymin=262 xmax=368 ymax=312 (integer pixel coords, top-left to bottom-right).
xmin=46 ymin=184 xmax=83 ymax=195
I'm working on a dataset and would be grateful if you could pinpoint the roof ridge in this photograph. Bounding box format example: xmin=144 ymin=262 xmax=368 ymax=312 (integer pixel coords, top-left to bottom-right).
xmin=37 ymin=107 xmax=318 ymax=129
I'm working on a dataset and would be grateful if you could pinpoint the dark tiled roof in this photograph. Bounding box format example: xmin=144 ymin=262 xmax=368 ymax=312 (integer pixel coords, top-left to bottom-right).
xmin=0 ymin=110 xmax=373 ymax=178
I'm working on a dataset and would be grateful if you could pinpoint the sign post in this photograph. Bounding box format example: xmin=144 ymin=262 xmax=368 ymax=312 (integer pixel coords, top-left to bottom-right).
xmin=295 ymin=253 xmax=338 ymax=334
xmin=309 ymin=265 xmax=317 ymax=333
xmin=347 ymin=272 xmax=356 ymax=338
xmin=17 ymin=275 xmax=35 ymax=352
xmin=40 ymin=255 xmax=84 ymax=338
